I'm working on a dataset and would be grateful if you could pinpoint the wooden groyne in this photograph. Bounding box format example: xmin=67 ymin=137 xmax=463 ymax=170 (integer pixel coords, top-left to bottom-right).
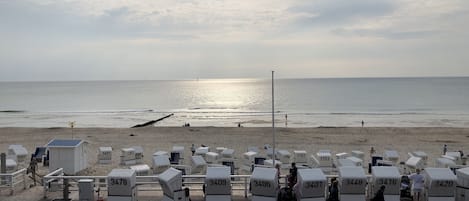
xmin=131 ymin=113 xmax=174 ymax=128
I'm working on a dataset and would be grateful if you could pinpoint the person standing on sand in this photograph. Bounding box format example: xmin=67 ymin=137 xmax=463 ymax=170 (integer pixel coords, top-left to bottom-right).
xmin=409 ymin=169 xmax=424 ymax=201
xmin=191 ymin=144 xmax=195 ymax=156
xmin=361 ymin=120 xmax=364 ymax=127
xmin=443 ymin=144 xmax=447 ymax=155
xmin=285 ymin=114 xmax=288 ymax=127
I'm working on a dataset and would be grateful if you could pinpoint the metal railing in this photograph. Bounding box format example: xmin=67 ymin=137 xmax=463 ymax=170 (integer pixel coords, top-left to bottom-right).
xmin=0 ymin=168 xmax=28 ymax=195
xmin=42 ymin=168 xmax=292 ymax=198
xmin=43 ymin=168 xmax=389 ymax=200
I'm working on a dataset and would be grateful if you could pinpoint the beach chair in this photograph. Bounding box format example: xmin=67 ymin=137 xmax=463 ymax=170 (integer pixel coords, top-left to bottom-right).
xmin=423 ymin=168 xmax=457 ymax=201
xmin=8 ymin=144 xmax=28 ymax=163
xmin=293 ymin=150 xmax=308 ymax=166
xmin=191 ymin=155 xmax=207 ymax=174
xmin=32 ymin=147 xmax=46 ymax=162
xmin=159 ymin=168 xmax=190 ymax=201
xmin=371 ymin=166 xmax=401 ymax=201
xmin=130 ymin=164 xmax=151 ymax=176
xmin=204 ymin=167 xmax=231 ymax=201
xmin=98 ymin=147 xmax=112 ymax=164
xmin=107 ymin=169 xmax=137 ymax=201
xmin=152 ymin=155 xmax=170 ymax=174
xmin=296 ymin=168 xmax=327 ymax=201
xmin=456 ymin=167 xmax=469 ymax=201
xmin=338 ymin=167 xmax=367 ymax=201
xmin=250 ymin=167 xmax=279 ymax=201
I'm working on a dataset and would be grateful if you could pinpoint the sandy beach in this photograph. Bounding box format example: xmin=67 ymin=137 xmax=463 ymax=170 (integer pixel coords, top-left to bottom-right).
xmin=1 ymin=126 xmax=469 ymax=200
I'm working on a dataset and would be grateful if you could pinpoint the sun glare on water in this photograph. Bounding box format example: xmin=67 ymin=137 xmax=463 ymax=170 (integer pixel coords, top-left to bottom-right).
xmin=191 ymin=79 xmax=263 ymax=111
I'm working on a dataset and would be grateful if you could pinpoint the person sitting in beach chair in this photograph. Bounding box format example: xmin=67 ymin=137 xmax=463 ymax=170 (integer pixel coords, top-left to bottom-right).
xmin=371 ymin=185 xmax=385 ymax=201
xmin=327 ymin=179 xmax=339 ymax=201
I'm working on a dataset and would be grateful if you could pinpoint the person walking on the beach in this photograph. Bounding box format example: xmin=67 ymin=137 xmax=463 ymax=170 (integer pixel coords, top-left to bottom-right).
xmin=361 ymin=120 xmax=364 ymax=127
xmin=409 ymin=169 xmax=424 ymax=201
xmin=191 ymin=144 xmax=195 ymax=156
xmin=285 ymin=114 xmax=288 ymax=127
xmin=443 ymin=144 xmax=447 ymax=155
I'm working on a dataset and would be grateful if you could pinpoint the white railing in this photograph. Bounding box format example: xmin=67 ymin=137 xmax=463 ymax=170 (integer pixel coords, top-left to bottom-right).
xmin=42 ymin=169 xmax=386 ymax=200
xmin=0 ymin=168 xmax=27 ymax=195
xmin=43 ymin=172 xmax=292 ymax=198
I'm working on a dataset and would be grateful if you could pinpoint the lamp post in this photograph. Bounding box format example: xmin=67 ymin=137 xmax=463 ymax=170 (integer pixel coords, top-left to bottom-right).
xmin=272 ymin=71 xmax=276 ymax=167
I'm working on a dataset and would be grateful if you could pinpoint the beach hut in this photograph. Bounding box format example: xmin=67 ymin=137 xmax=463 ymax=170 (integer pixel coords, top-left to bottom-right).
xmin=371 ymin=166 xmax=401 ymax=201
xmin=121 ymin=148 xmax=136 ymax=165
xmin=107 ymin=169 xmax=137 ymax=201
xmin=159 ymin=168 xmax=189 ymax=201
xmin=131 ymin=146 xmax=144 ymax=164
xmin=293 ymin=150 xmax=308 ymax=165
xmin=456 ymin=167 xmax=469 ymax=201
xmin=338 ymin=167 xmax=367 ymax=200
xmin=46 ymin=139 xmax=88 ymax=175
xmin=152 ymin=155 xmax=170 ymax=174
xmin=423 ymin=168 xmax=457 ymax=200
xmin=130 ymin=164 xmax=151 ymax=176
xmin=205 ymin=152 xmax=219 ymax=164
xmin=98 ymin=147 xmax=112 ymax=164
xmin=205 ymin=166 xmax=231 ymax=201
xmin=250 ymin=167 xmax=278 ymax=201
xmin=191 ymin=155 xmax=207 ymax=174
xmin=296 ymin=168 xmax=327 ymax=200
xmin=383 ymin=150 xmax=399 ymax=165
xmin=7 ymin=144 xmax=28 ymax=163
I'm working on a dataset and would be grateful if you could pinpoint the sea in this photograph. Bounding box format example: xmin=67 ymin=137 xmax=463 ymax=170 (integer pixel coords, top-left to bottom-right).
xmin=1 ymin=77 xmax=469 ymax=128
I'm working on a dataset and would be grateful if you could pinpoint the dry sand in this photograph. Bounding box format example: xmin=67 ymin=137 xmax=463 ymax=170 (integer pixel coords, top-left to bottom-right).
xmin=1 ymin=126 xmax=469 ymax=200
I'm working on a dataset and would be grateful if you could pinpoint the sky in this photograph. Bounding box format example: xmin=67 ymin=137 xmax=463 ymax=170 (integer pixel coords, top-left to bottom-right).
xmin=1 ymin=0 xmax=468 ymax=81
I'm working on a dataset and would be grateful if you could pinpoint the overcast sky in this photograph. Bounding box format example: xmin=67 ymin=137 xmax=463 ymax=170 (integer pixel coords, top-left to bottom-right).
xmin=1 ymin=0 xmax=468 ymax=81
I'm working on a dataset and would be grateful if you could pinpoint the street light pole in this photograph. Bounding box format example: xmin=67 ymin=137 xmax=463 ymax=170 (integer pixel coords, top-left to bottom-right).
xmin=272 ymin=71 xmax=276 ymax=167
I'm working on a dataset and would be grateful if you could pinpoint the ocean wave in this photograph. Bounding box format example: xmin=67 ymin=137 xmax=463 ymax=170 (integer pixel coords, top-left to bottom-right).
xmin=46 ymin=109 xmax=155 ymax=114
xmin=300 ymin=112 xmax=439 ymax=116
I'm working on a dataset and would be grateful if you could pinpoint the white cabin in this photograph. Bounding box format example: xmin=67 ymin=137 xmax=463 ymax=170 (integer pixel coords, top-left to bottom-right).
xmin=47 ymin=139 xmax=88 ymax=175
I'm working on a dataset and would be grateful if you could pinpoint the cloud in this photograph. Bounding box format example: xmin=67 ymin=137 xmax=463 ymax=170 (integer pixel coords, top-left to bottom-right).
xmin=1 ymin=0 xmax=469 ymax=81
xmin=332 ymin=28 xmax=437 ymax=40
xmin=288 ymin=0 xmax=397 ymax=27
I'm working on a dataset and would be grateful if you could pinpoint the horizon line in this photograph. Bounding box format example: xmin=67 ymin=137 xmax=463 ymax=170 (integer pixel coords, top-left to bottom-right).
xmin=1 ymin=75 xmax=469 ymax=83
